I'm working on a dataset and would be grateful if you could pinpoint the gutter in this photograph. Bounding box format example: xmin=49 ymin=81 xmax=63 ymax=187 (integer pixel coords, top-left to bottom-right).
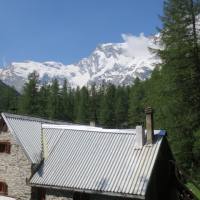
xmin=29 ymin=183 xmax=145 ymax=199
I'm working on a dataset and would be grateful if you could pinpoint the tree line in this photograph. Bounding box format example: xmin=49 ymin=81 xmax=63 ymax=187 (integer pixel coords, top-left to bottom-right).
xmin=18 ymin=72 xmax=131 ymax=128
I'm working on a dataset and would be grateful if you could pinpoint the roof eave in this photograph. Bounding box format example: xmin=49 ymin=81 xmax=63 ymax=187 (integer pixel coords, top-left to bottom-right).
xmin=30 ymin=183 xmax=145 ymax=199
xmin=1 ymin=112 xmax=38 ymax=164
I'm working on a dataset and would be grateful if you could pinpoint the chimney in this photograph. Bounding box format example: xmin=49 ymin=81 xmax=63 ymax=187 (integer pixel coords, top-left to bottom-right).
xmin=90 ymin=121 xmax=96 ymax=127
xmin=135 ymin=125 xmax=145 ymax=149
xmin=41 ymin=128 xmax=48 ymax=160
xmin=145 ymin=107 xmax=154 ymax=144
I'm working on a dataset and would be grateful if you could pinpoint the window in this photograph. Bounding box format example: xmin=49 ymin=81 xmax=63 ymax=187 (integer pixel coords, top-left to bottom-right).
xmin=0 ymin=142 xmax=11 ymax=153
xmin=0 ymin=182 xmax=8 ymax=195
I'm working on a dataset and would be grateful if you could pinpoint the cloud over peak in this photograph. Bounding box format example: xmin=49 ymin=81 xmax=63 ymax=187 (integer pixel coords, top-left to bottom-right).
xmin=121 ymin=33 xmax=156 ymax=59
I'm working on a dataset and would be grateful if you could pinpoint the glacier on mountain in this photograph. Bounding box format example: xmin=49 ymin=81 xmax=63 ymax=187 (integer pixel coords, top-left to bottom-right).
xmin=0 ymin=33 xmax=160 ymax=92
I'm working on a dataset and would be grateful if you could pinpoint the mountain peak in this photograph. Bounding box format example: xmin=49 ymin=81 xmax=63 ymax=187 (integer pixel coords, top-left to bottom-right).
xmin=0 ymin=34 xmax=160 ymax=92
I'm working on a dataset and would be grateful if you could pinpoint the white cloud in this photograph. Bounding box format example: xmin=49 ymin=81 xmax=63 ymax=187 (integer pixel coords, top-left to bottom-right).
xmin=121 ymin=33 xmax=153 ymax=59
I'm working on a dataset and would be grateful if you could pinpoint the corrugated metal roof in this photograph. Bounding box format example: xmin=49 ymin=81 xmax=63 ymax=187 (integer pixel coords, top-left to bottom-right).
xmin=30 ymin=126 xmax=164 ymax=197
xmin=1 ymin=113 xmax=70 ymax=164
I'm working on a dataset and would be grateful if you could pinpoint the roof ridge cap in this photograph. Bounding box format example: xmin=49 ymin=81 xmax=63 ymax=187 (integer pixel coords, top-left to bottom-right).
xmin=1 ymin=112 xmax=71 ymax=125
xmin=42 ymin=124 xmax=136 ymax=134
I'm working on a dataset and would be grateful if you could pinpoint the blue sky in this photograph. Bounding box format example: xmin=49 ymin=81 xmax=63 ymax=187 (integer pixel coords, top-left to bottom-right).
xmin=0 ymin=0 xmax=164 ymax=67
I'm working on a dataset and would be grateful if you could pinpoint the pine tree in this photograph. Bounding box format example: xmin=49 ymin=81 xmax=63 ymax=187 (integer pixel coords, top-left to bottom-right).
xmin=73 ymin=87 xmax=80 ymax=122
xmin=128 ymin=78 xmax=145 ymax=127
xmin=115 ymin=86 xmax=129 ymax=128
xmin=89 ymin=84 xmax=98 ymax=123
xmin=67 ymin=87 xmax=75 ymax=121
xmin=0 ymin=81 xmax=18 ymax=113
xmin=96 ymin=82 xmax=106 ymax=124
xmin=60 ymin=80 xmax=71 ymax=121
xmin=19 ymin=71 xmax=39 ymax=115
xmin=76 ymin=86 xmax=90 ymax=124
xmin=37 ymin=83 xmax=50 ymax=118
xmin=47 ymin=79 xmax=61 ymax=120
xmin=143 ymin=68 xmax=169 ymax=129
xmin=157 ymin=0 xmax=200 ymax=169
xmin=99 ymin=84 xmax=116 ymax=128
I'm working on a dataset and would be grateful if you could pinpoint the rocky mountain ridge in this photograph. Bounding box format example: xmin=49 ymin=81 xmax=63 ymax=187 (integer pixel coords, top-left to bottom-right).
xmin=0 ymin=34 xmax=160 ymax=92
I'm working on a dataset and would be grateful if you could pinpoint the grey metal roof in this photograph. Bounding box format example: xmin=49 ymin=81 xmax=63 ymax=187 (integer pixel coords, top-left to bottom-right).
xmin=1 ymin=113 xmax=70 ymax=164
xmin=30 ymin=125 xmax=164 ymax=197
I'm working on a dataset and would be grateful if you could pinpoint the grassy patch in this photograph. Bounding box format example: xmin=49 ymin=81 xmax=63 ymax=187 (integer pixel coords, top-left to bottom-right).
xmin=186 ymin=182 xmax=200 ymax=199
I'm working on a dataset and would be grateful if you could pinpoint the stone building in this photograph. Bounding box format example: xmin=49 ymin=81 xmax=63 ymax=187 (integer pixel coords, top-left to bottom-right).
xmin=0 ymin=111 xmax=193 ymax=200
xmin=30 ymin=123 xmax=174 ymax=200
xmin=0 ymin=113 xmax=69 ymax=200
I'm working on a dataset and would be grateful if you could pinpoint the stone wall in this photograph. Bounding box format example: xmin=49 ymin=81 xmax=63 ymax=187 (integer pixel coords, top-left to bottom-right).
xmin=0 ymin=130 xmax=32 ymax=200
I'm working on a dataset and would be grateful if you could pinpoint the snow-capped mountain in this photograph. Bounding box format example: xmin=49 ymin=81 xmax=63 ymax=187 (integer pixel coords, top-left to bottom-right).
xmin=0 ymin=33 xmax=160 ymax=92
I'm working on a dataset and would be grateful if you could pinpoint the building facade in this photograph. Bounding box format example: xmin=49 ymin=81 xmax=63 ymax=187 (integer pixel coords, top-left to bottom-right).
xmin=0 ymin=112 xmax=191 ymax=200
xmin=0 ymin=120 xmax=32 ymax=199
xmin=0 ymin=113 xmax=70 ymax=200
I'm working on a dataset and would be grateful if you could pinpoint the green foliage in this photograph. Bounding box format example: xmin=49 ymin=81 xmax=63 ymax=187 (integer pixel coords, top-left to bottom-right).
xmin=73 ymin=87 xmax=80 ymax=122
xmin=47 ymin=79 xmax=61 ymax=120
xmin=128 ymin=78 xmax=145 ymax=127
xmin=37 ymin=83 xmax=50 ymax=118
xmin=186 ymin=182 xmax=200 ymax=199
xmin=193 ymin=129 xmax=200 ymax=167
xmin=115 ymin=86 xmax=129 ymax=128
xmin=67 ymin=88 xmax=75 ymax=121
xmin=76 ymin=86 xmax=90 ymax=124
xmin=60 ymin=80 xmax=72 ymax=121
xmin=95 ymin=83 xmax=106 ymax=124
xmin=0 ymin=81 xmax=18 ymax=113
xmin=99 ymin=84 xmax=116 ymax=128
xmin=156 ymin=0 xmax=200 ymax=170
xmin=19 ymin=71 xmax=39 ymax=115
xmin=89 ymin=84 xmax=98 ymax=123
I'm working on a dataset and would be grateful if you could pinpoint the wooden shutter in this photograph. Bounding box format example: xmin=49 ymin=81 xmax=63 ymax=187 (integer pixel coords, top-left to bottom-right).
xmin=0 ymin=182 xmax=8 ymax=195
xmin=0 ymin=142 xmax=11 ymax=154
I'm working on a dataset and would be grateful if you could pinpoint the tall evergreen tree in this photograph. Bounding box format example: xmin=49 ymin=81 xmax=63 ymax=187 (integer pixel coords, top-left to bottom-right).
xmin=47 ymin=79 xmax=61 ymax=120
xmin=37 ymin=83 xmax=50 ymax=118
xmin=89 ymin=84 xmax=98 ymax=123
xmin=76 ymin=86 xmax=90 ymax=124
xmin=0 ymin=81 xmax=18 ymax=113
xmin=73 ymin=87 xmax=80 ymax=122
xmin=60 ymin=80 xmax=71 ymax=121
xmin=115 ymin=86 xmax=129 ymax=128
xmin=96 ymin=82 xmax=106 ymax=124
xmin=99 ymin=84 xmax=116 ymax=128
xmin=67 ymin=87 xmax=75 ymax=121
xmin=143 ymin=68 xmax=169 ymax=129
xmin=19 ymin=71 xmax=39 ymax=115
xmin=128 ymin=78 xmax=145 ymax=127
xmin=157 ymin=0 xmax=200 ymax=169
